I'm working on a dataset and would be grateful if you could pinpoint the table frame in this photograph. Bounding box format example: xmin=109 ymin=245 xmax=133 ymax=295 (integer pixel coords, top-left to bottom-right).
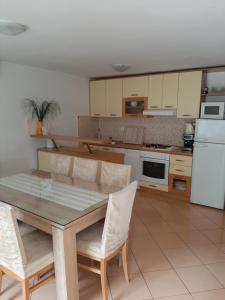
xmin=16 ymin=204 xmax=107 ymax=300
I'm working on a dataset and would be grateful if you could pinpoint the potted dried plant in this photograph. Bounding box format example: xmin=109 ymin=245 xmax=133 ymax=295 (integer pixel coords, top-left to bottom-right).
xmin=24 ymin=99 xmax=61 ymax=136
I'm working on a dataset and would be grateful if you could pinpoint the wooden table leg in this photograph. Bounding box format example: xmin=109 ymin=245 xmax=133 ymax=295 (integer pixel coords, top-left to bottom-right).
xmin=52 ymin=226 xmax=79 ymax=300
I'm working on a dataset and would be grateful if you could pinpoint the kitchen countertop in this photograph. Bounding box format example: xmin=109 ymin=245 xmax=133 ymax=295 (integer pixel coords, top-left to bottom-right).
xmin=88 ymin=141 xmax=193 ymax=156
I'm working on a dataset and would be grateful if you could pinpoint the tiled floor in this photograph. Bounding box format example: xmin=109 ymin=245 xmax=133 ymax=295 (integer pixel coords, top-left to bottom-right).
xmin=2 ymin=189 xmax=225 ymax=299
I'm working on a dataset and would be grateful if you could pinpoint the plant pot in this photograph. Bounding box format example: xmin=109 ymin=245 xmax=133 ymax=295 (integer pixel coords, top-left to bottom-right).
xmin=36 ymin=121 xmax=44 ymax=136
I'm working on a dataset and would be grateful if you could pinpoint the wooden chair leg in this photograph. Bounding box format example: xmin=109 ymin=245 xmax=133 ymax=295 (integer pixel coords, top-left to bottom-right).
xmin=22 ymin=280 xmax=30 ymax=300
xmin=122 ymin=241 xmax=129 ymax=282
xmin=0 ymin=269 xmax=3 ymax=293
xmin=100 ymin=260 xmax=108 ymax=300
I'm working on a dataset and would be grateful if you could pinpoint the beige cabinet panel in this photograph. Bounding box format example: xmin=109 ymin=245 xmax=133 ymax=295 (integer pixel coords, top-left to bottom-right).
xmin=106 ymin=79 xmax=123 ymax=117
xmin=148 ymin=74 xmax=163 ymax=109
xmin=90 ymin=80 xmax=106 ymax=117
xmin=123 ymin=76 xmax=148 ymax=97
xmin=170 ymin=154 xmax=192 ymax=167
xmin=177 ymin=71 xmax=202 ymax=118
xmin=38 ymin=152 xmax=51 ymax=172
xmin=162 ymin=73 xmax=179 ymax=109
xmin=170 ymin=164 xmax=192 ymax=177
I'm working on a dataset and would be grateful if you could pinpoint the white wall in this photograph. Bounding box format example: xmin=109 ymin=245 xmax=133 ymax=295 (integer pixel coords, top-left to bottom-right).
xmin=0 ymin=61 xmax=89 ymax=176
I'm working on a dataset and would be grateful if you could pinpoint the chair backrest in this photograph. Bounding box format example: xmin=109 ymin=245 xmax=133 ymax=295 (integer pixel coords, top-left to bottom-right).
xmin=0 ymin=202 xmax=27 ymax=278
xmin=72 ymin=157 xmax=99 ymax=182
xmin=100 ymin=161 xmax=131 ymax=188
xmin=101 ymin=181 xmax=137 ymax=257
xmin=49 ymin=154 xmax=72 ymax=176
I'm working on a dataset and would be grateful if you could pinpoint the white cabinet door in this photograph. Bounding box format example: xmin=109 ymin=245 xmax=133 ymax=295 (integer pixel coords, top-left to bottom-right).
xmin=123 ymin=76 xmax=148 ymax=97
xmin=90 ymin=80 xmax=106 ymax=116
xmin=148 ymin=74 xmax=163 ymax=109
xmin=124 ymin=149 xmax=140 ymax=182
xmin=106 ymin=79 xmax=123 ymax=117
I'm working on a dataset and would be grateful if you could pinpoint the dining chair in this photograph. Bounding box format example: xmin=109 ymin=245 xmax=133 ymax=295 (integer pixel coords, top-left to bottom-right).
xmin=0 ymin=202 xmax=54 ymax=300
xmin=100 ymin=161 xmax=131 ymax=188
xmin=77 ymin=181 xmax=138 ymax=300
xmin=49 ymin=154 xmax=72 ymax=176
xmin=72 ymin=157 xmax=99 ymax=182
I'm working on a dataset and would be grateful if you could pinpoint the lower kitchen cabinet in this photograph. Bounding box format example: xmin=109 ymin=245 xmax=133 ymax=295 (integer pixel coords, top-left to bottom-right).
xmin=169 ymin=174 xmax=191 ymax=198
xmin=169 ymin=154 xmax=192 ymax=198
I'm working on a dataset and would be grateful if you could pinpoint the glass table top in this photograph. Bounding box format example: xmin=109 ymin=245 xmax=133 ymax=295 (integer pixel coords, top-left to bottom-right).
xmin=0 ymin=171 xmax=119 ymax=226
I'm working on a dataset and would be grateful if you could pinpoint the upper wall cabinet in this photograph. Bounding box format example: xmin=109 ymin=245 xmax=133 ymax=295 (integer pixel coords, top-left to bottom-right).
xmin=106 ymin=79 xmax=123 ymax=117
xmin=90 ymin=80 xmax=106 ymax=117
xmin=177 ymin=71 xmax=202 ymax=118
xmin=148 ymin=74 xmax=163 ymax=109
xmin=123 ymin=76 xmax=148 ymax=97
xmin=162 ymin=73 xmax=179 ymax=109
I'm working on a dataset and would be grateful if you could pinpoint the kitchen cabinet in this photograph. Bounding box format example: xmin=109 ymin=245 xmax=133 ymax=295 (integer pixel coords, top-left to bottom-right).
xmin=106 ymin=79 xmax=123 ymax=117
xmin=169 ymin=154 xmax=192 ymax=198
xmin=90 ymin=80 xmax=106 ymax=117
xmin=148 ymin=74 xmax=163 ymax=109
xmin=177 ymin=71 xmax=202 ymax=118
xmin=162 ymin=73 xmax=179 ymax=109
xmin=123 ymin=76 xmax=148 ymax=98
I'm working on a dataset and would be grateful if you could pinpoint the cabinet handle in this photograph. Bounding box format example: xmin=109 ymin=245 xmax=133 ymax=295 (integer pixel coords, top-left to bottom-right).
xmin=110 ymin=114 xmax=117 ymax=116
xmin=103 ymin=148 xmax=110 ymax=151
xmin=175 ymin=169 xmax=184 ymax=172
xmin=149 ymin=184 xmax=157 ymax=188
xmin=94 ymin=114 xmax=100 ymax=116
xmin=182 ymin=114 xmax=192 ymax=117
xmin=150 ymin=106 xmax=159 ymax=109
xmin=131 ymin=93 xmax=138 ymax=97
xmin=164 ymin=105 xmax=173 ymax=108
xmin=175 ymin=159 xmax=184 ymax=162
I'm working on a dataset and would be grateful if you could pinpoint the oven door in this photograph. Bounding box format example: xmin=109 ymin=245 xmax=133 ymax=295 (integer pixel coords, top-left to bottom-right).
xmin=140 ymin=157 xmax=169 ymax=185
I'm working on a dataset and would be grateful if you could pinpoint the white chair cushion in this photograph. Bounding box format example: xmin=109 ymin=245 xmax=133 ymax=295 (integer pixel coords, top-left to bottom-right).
xmin=77 ymin=222 xmax=105 ymax=259
xmin=21 ymin=230 xmax=53 ymax=278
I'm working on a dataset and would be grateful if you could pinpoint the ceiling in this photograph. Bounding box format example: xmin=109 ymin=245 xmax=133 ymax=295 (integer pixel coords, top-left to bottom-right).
xmin=0 ymin=0 xmax=225 ymax=78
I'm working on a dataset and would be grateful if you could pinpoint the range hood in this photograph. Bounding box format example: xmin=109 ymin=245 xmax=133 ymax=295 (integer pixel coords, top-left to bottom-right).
xmin=143 ymin=109 xmax=177 ymax=116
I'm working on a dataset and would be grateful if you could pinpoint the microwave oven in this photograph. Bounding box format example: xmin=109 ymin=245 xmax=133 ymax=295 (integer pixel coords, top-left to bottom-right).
xmin=200 ymin=102 xmax=225 ymax=120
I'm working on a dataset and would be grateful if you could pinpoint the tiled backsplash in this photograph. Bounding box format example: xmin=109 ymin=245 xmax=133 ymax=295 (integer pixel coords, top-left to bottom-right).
xmin=78 ymin=116 xmax=193 ymax=146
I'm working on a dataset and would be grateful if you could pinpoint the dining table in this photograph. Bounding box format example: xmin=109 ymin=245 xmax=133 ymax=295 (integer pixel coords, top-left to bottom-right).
xmin=0 ymin=170 xmax=120 ymax=300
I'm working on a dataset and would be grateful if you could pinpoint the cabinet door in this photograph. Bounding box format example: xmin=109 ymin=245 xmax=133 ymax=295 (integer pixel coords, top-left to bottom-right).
xmin=90 ymin=80 xmax=106 ymax=117
xmin=124 ymin=149 xmax=140 ymax=182
xmin=106 ymin=79 xmax=123 ymax=117
xmin=123 ymin=76 xmax=148 ymax=97
xmin=162 ymin=73 xmax=179 ymax=109
xmin=177 ymin=71 xmax=202 ymax=118
xmin=148 ymin=74 xmax=163 ymax=109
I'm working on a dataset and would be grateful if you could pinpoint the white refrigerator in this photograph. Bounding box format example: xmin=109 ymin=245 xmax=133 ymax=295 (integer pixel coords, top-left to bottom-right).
xmin=191 ymin=119 xmax=225 ymax=209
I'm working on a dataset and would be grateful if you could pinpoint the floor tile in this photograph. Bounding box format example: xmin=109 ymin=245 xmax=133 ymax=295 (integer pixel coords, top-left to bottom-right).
xmin=133 ymin=249 xmax=172 ymax=272
xmin=109 ymin=273 xmax=152 ymax=300
xmin=163 ymin=247 xmax=202 ymax=268
xmin=108 ymin=256 xmax=140 ymax=277
xmin=152 ymin=232 xmax=186 ymax=249
xmin=155 ymin=295 xmax=193 ymax=300
xmin=192 ymin=289 xmax=225 ymax=300
xmin=206 ymin=262 xmax=225 ymax=286
xmin=191 ymin=218 xmax=220 ymax=230
xmin=177 ymin=230 xmax=211 ymax=246
xmin=143 ymin=269 xmax=188 ymax=298
xmin=176 ymin=265 xmax=222 ymax=293
xmin=201 ymin=229 xmax=225 ymax=244
xmin=190 ymin=243 xmax=225 ymax=264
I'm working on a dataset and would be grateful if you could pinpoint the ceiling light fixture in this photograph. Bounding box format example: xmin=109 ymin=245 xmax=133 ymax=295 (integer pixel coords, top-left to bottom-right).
xmin=112 ymin=64 xmax=130 ymax=72
xmin=0 ymin=20 xmax=28 ymax=36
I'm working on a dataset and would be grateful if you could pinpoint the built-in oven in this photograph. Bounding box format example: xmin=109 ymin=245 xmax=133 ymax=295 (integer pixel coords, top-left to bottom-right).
xmin=139 ymin=151 xmax=169 ymax=185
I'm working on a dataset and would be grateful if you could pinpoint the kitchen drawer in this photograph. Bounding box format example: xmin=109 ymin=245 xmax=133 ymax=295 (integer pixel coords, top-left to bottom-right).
xmin=170 ymin=164 xmax=192 ymax=177
xmin=140 ymin=181 xmax=168 ymax=192
xmin=170 ymin=155 xmax=192 ymax=167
